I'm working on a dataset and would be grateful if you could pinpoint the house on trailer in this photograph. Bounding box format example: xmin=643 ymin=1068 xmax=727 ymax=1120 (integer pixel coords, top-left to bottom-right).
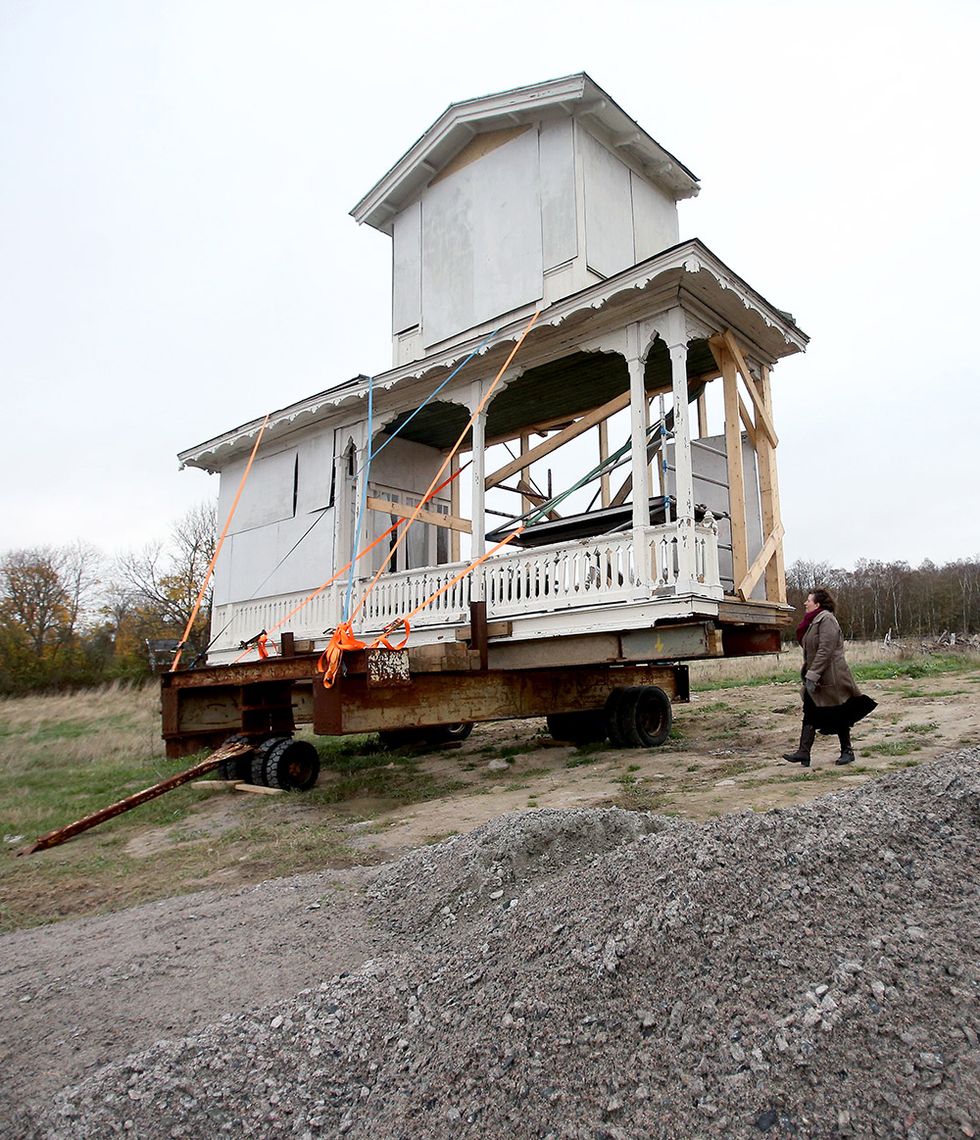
xmin=169 ymin=74 xmax=806 ymax=758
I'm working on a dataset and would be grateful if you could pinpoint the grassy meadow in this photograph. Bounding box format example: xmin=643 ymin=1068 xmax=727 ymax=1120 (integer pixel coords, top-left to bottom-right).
xmin=2 ymin=643 xmax=977 ymax=932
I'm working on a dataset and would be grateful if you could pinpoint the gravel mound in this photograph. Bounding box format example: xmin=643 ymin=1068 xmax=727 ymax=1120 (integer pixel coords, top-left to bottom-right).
xmin=368 ymin=806 xmax=678 ymax=938
xmin=29 ymin=752 xmax=980 ymax=1139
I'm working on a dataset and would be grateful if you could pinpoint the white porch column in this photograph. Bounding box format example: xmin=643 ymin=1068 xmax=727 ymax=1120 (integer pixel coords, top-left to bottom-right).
xmin=665 ymin=308 xmax=697 ymax=593
xmin=626 ymin=326 xmax=650 ymax=592
xmin=469 ymin=381 xmax=487 ymax=602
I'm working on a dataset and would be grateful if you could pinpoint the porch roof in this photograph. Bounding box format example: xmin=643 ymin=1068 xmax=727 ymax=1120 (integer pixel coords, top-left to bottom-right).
xmin=178 ymin=238 xmax=808 ymax=472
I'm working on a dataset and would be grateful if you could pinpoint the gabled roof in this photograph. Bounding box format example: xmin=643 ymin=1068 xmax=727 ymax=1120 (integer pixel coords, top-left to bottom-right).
xmin=350 ymin=73 xmax=700 ymax=235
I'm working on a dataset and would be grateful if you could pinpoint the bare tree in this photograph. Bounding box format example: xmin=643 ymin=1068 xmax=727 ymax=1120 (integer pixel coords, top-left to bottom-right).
xmin=114 ymin=503 xmax=217 ymax=654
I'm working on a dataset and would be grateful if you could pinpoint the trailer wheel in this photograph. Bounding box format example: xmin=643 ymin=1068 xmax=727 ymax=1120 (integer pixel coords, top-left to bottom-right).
xmin=379 ymin=728 xmax=423 ymax=749
xmin=218 ymin=734 xmax=254 ymax=781
xmin=250 ymin=735 xmax=289 ymax=786
xmin=259 ymin=737 xmax=321 ymax=791
xmin=604 ymin=686 xmax=635 ymax=748
xmin=618 ymin=685 xmax=673 ymax=748
xmin=546 ymin=710 xmax=607 ymax=745
xmin=379 ymin=723 xmax=474 ymax=748
xmin=425 ymin=722 xmax=474 ymax=744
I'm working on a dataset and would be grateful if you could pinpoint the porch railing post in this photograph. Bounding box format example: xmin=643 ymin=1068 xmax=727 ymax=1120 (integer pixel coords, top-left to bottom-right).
xmin=666 ymin=309 xmax=697 ymax=595
xmin=469 ymin=380 xmax=487 ymax=604
xmin=626 ymin=338 xmax=651 ymax=595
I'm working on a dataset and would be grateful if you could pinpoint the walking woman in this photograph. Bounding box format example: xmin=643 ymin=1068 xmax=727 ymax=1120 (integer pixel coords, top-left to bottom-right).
xmin=783 ymin=588 xmax=876 ymax=767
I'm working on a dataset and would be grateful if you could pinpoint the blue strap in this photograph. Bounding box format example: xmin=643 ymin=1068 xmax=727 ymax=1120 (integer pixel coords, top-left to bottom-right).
xmin=344 ymin=374 xmax=374 ymax=621
xmin=363 ymin=328 xmax=498 ymax=469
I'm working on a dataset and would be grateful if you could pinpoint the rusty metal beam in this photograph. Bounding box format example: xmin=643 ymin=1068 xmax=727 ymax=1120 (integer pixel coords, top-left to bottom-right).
xmin=721 ymin=626 xmax=783 ymax=657
xmin=18 ymin=741 xmax=251 ymax=856
xmin=314 ymin=663 xmax=688 ymax=736
xmin=162 ymin=655 xmax=321 ymax=690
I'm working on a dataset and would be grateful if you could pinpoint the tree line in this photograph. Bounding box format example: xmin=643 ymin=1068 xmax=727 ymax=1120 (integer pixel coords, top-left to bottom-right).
xmin=1 ymin=511 xmax=978 ymax=695
xmin=0 ymin=505 xmax=216 ymax=694
xmin=786 ymin=556 xmax=980 ymax=642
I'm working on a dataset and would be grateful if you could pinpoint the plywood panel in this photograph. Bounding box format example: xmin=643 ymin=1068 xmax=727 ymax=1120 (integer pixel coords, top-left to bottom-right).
xmin=539 ymin=118 xmax=577 ymax=269
xmin=582 ymin=131 xmax=634 ymax=277
xmin=630 ymin=171 xmax=679 ymax=261
xmin=218 ymin=448 xmax=297 ymax=535
xmin=295 ymin=432 xmax=335 ymax=515
xmin=421 ymin=129 xmax=542 ymax=346
xmin=392 ymin=201 xmax=422 ymax=334
xmin=217 ymin=508 xmax=335 ymax=605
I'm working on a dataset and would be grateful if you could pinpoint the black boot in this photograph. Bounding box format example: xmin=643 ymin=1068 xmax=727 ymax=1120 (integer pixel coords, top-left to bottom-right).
xmin=836 ymin=727 xmax=855 ymax=766
xmin=783 ymin=724 xmax=816 ymax=767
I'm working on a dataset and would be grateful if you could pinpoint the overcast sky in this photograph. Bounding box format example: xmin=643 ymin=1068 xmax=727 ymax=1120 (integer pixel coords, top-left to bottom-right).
xmin=1 ymin=0 xmax=977 ymax=571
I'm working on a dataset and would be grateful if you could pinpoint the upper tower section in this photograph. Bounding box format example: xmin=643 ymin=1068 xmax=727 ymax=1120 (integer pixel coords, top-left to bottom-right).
xmin=350 ymin=74 xmax=699 ymax=367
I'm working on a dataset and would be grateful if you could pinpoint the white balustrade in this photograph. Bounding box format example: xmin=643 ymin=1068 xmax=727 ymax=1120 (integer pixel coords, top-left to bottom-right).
xmin=207 ymin=520 xmax=722 ymax=659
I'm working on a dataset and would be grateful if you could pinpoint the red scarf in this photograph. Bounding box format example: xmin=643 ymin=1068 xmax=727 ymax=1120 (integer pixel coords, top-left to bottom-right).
xmin=796 ymin=607 xmax=820 ymax=645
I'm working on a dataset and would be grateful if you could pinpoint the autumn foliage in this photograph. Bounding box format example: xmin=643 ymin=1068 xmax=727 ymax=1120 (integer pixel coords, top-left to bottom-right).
xmin=0 ymin=505 xmax=216 ymax=694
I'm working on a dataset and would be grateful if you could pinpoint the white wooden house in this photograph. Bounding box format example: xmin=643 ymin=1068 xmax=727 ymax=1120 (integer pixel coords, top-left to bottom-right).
xmin=179 ymin=73 xmax=806 ymax=678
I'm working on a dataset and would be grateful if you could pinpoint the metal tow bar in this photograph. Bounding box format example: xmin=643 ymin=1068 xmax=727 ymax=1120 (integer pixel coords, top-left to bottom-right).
xmin=17 ymin=740 xmax=251 ymax=856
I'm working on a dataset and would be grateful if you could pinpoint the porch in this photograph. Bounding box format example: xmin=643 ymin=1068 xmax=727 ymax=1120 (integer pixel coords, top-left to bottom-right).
xmin=207 ymin=516 xmax=723 ymax=662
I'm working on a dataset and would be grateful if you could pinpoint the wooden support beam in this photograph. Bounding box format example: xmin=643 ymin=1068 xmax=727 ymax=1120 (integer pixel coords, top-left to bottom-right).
xmin=737 ymin=522 xmax=785 ymax=601
xmin=449 ymin=452 xmax=461 ymax=562
xmin=697 ymin=392 xmax=708 ymax=438
xmin=598 ymin=420 xmax=611 ymax=508
xmin=485 ymin=389 xmax=631 ymax=490
xmin=737 ymin=393 xmax=758 ymax=449
xmin=519 ymin=432 xmax=531 ymax=515
xmin=609 ymin=470 xmax=632 ymax=508
xmin=721 ymin=330 xmax=778 ymax=448
xmin=712 ymin=338 xmax=750 ymax=588
xmin=514 ymin=480 xmax=561 ymax=520
xmin=367 ymin=496 xmax=472 ymax=534
xmin=757 ymin=364 xmax=787 ymax=603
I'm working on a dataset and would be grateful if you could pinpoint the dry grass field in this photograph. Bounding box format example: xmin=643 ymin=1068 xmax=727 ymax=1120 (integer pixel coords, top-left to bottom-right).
xmin=2 ymin=643 xmax=978 ymax=932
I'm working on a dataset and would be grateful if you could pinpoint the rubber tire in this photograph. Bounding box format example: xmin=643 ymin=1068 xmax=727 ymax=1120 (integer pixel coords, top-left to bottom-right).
xmin=260 ymin=738 xmax=321 ymax=791
xmin=424 ymin=722 xmax=474 ymax=745
xmin=250 ymin=735 xmax=288 ymax=786
xmin=546 ymin=710 xmax=607 ymax=745
xmin=604 ymin=687 xmax=634 ymax=748
xmin=617 ymin=685 xmax=673 ymax=748
xmin=218 ymin=734 xmax=254 ymax=781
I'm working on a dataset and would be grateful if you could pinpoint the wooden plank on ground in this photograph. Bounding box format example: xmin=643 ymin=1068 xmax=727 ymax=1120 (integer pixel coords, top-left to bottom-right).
xmin=234 ymin=783 xmax=283 ymax=796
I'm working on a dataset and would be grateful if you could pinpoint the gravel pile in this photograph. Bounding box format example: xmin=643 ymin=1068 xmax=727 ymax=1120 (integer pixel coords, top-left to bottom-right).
xmin=28 ymin=752 xmax=980 ymax=1140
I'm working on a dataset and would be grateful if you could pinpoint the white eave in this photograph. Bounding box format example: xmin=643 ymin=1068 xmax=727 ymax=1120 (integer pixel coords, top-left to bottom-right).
xmin=178 ymin=239 xmax=806 ymax=474
xmin=350 ymin=73 xmax=700 ymax=235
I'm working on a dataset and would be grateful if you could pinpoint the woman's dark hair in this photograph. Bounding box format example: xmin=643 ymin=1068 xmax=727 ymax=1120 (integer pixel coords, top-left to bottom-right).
xmin=811 ymin=587 xmax=836 ymax=612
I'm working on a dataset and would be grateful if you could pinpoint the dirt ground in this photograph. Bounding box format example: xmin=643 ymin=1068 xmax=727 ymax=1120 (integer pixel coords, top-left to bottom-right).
xmin=335 ymin=666 xmax=979 ymax=861
xmin=1 ymin=659 xmax=977 ymax=1130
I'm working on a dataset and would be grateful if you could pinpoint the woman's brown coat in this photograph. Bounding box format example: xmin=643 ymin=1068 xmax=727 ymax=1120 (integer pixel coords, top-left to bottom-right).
xmin=801 ymin=610 xmax=863 ymax=707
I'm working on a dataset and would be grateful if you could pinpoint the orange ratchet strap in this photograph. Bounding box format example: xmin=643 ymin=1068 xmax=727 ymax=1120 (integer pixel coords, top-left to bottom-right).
xmin=316 ymin=620 xmax=366 ymax=689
